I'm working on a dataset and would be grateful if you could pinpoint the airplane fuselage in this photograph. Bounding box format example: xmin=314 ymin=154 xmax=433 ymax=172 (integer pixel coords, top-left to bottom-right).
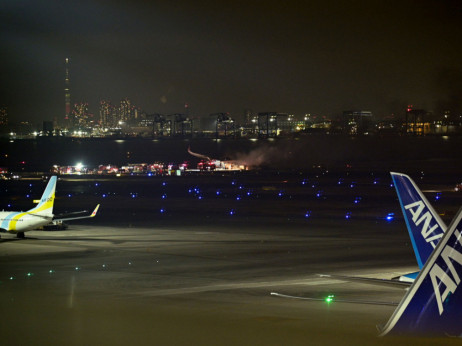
xmin=0 ymin=211 xmax=53 ymax=233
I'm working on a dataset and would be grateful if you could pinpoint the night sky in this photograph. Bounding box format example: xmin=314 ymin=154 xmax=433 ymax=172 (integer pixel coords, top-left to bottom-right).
xmin=2 ymin=0 xmax=462 ymax=123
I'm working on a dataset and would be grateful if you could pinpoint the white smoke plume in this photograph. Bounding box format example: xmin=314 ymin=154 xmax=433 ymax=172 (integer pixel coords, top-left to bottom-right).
xmin=230 ymin=144 xmax=292 ymax=168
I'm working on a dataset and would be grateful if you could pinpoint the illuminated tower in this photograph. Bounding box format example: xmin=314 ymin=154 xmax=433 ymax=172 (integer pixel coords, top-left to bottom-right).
xmin=64 ymin=58 xmax=71 ymax=128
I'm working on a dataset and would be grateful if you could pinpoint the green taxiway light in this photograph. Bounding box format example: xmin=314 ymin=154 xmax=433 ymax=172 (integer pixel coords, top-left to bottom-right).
xmin=49 ymin=270 xmax=55 ymax=274
xmin=325 ymin=295 xmax=335 ymax=303
xmin=26 ymin=272 xmax=34 ymax=277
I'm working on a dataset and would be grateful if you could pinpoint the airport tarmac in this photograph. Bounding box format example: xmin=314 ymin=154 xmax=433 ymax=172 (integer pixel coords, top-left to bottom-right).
xmin=1 ymin=169 xmax=462 ymax=345
xmin=1 ymin=222 xmax=460 ymax=346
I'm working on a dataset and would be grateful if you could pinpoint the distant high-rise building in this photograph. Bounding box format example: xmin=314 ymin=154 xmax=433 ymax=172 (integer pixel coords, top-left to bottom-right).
xmin=64 ymin=58 xmax=71 ymax=127
xmin=99 ymin=100 xmax=114 ymax=128
xmin=119 ymin=98 xmax=135 ymax=123
xmin=342 ymin=110 xmax=373 ymax=135
xmin=0 ymin=106 xmax=7 ymax=126
xmin=72 ymin=102 xmax=90 ymax=128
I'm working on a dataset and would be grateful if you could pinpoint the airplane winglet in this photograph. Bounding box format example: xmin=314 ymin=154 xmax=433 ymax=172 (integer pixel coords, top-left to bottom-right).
xmin=379 ymin=207 xmax=462 ymax=336
xmin=91 ymin=204 xmax=100 ymax=217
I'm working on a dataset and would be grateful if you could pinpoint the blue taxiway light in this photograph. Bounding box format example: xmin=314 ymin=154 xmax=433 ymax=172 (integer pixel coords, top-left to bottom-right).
xmin=160 ymin=208 xmax=165 ymax=213
xmin=345 ymin=212 xmax=352 ymax=219
xmin=305 ymin=211 xmax=312 ymax=218
xmin=435 ymin=192 xmax=442 ymax=201
xmin=386 ymin=212 xmax=395 ymax=221
xmin=229 ymin=209 xmax=235 ymax=215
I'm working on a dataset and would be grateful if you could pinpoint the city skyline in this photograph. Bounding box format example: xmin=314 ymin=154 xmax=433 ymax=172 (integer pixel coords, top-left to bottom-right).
xmin=2 ymin=1 xmax=462 ymax=123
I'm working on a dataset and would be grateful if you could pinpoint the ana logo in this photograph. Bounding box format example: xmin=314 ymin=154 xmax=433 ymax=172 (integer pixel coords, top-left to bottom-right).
xmin=429 ymin=229 xmax=462 ymax=315
xmin=404 ymin=201 xmax=443 ymax=248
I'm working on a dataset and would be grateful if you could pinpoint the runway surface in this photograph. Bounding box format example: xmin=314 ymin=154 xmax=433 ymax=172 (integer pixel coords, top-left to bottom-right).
xmin=0 ymin=223 xmax=459 ymax=346
xmin=1 ymin=170 xmax=462 ymax=345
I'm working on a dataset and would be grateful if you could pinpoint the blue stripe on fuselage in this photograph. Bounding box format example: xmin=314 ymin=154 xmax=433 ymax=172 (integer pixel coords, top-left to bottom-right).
xmin=0 ymin=211 xmax=22 ymax=230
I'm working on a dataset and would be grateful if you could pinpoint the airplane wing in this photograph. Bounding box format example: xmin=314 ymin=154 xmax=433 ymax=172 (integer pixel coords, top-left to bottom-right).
xmin=53 ymin=204 xmax=100 ymax=223
xmin=270 ymin=292 xmax=399 ymax=306
xmin=317 ymin=274 xmax=411 ymax=288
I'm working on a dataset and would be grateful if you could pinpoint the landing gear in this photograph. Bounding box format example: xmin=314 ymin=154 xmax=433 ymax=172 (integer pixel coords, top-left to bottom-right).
xmin=17 ymin=232 xmax=25 ymax=239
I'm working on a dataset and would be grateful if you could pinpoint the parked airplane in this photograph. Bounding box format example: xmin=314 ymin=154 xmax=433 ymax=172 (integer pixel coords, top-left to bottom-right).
xmin=274 ymin=173 xmax=462 ymax=335
xmin=379 ymin=207 xmax=462 ymax=336
xmin=0 ymin=176 xmax=99 ymax=238
xmin=390 ymin=172 xmax=447 ymax=281
xmin=320 ymin=172 xmax=447 ymax=286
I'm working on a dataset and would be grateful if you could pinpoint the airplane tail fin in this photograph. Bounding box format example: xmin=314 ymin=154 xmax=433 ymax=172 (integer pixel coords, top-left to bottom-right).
xmin=390 ymin=172 xmax=446 ymax=269
xmin=28 ymin=176 xmax=57 ymax=217
xmin=379 ymin=208 xmax=462 ymax=336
